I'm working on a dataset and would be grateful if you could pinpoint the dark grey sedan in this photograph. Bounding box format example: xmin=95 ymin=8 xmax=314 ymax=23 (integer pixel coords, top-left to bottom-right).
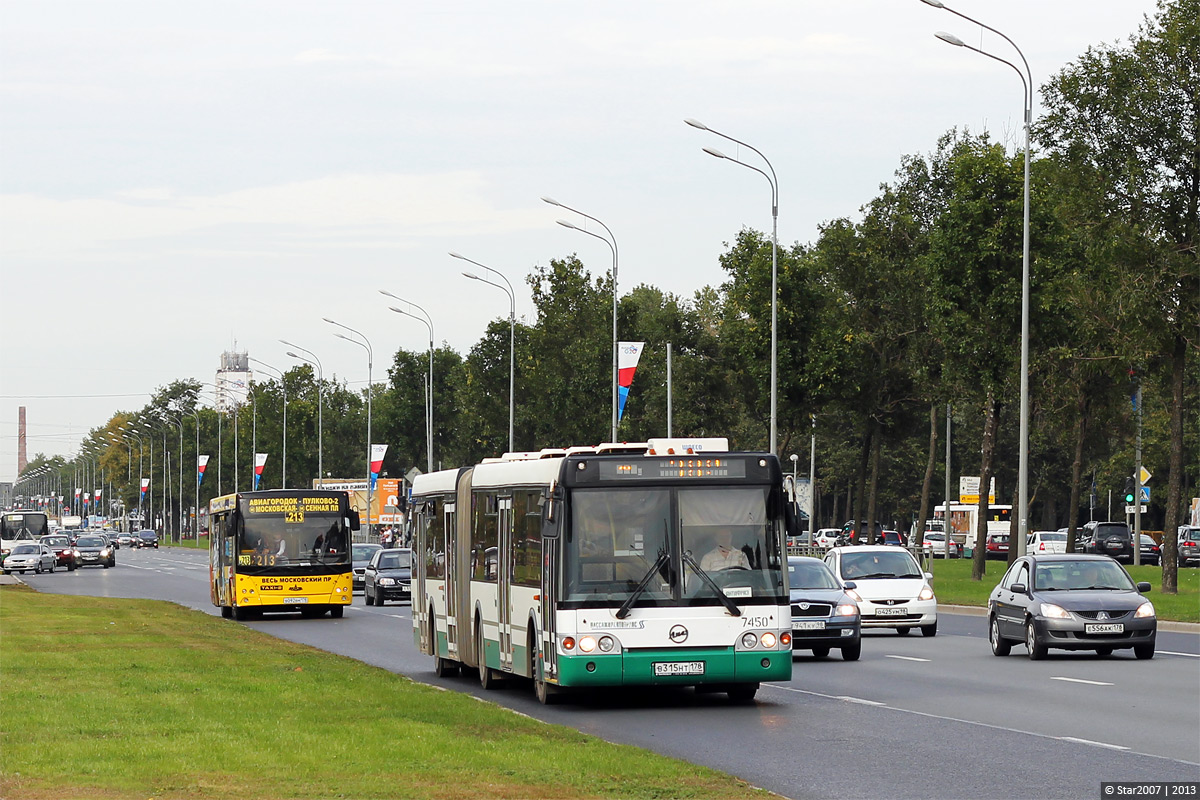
xmin=988 ymin=554 xmax=1156 ymax=660
xmin=787 ymin=556 xmax=862 ymax=661
xmin=363 ymin=548 xmax=412 ymax=606
xmin=74 ymin=534 xmax=116 ymax=568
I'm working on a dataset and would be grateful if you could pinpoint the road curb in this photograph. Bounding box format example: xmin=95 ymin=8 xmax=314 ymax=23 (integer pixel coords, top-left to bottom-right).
xmin=939 ymin=602 xmax=1200 ymax=632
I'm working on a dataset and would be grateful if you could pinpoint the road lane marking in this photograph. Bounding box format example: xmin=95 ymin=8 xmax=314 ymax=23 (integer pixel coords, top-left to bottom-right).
xmin=1058 ymin=736 xmax=1129 ymax=751
xmin=1050 ymin=676 xmax=1114 ymax=686
xmin=1160 ymin=650 xmax=1200 ymax=658
xmin=763 ymin=683 xmax=1199 ymax=767
xmin=837 ymin=696 xmax=887 ymax=706
xmin=885 ymin=655 xmax=931 ymax=662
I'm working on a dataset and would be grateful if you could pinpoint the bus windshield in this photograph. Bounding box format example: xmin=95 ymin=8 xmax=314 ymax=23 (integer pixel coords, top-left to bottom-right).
xmin=565 ymin=485 xmax=785 ymax=607
xmin=235 ymin=498 xmax=350 ymax=571
xmin=2 ymin=512 xmax=48 ymax=541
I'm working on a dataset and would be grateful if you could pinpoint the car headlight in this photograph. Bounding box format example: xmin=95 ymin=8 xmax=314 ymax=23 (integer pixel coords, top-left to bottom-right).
xmin=100 ymin=548 xmax=110 ymax=556
xmin=379 ymin=577 xmax=395 ymax=586
xmin=844 ymin=588 xmax=862 ymax=602
xmin=835 ymin=603 xmax=859 ymax=617
xmin=918 ymin=586 xmax=935 ymax=601
xmin=1134 ymin=601 xmax=1155 ymax=618
xmin=1040 ymin=602 xmax=1070 ymax=619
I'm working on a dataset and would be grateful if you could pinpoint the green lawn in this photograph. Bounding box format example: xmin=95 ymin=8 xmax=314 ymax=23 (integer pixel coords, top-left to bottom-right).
xmin=0 ymin=587 xmax=768 ymax=800
xmin=927 ymin=558 xmax=1200 ymax=623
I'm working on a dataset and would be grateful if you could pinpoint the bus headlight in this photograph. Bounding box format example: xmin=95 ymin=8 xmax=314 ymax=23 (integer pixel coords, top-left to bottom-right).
xmin=760 ymin=632 xmax=777 ymax=648
xmin=741 ymin=632 xmax=758 ymax=649
xmin=579 ymin=636 xmax=597 ymax=653
xmin=597 ymin=636 xmax=616 ymax=652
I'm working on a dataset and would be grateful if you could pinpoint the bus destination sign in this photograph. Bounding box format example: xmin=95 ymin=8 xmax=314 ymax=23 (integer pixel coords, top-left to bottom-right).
xmin=599 ymin=458 xmax=747 ymax=481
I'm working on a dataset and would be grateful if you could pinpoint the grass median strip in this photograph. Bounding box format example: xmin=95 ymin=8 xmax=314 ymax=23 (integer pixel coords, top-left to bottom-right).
xmin=0 ymin=586 xmax=768 ymax=800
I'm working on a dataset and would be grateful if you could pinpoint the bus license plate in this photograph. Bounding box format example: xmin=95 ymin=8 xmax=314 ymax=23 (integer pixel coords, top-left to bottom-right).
xmin=283 ymin=597 xmax=309 ymax=604
xmin=653 ymin=661 xmax=704 ymax=677
xmin=1085 ymin=623 xmax=1123 ymax=634
xmin=876 ymin=607 xmax=906 ymax=616
xmin=793 ymin=620 xmax=826 ymax=630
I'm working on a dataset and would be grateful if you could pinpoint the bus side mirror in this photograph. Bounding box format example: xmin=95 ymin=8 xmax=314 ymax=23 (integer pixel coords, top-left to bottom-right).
xmin=542 ymin=481 xmax=560 ymax=537
xmin=348 ymin=510 xmax=361 ymax=531
xmin=224 ymin=510 xmax=241 ymax=538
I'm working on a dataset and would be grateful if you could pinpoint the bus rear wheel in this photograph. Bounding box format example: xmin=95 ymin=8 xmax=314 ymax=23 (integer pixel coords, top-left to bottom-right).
xmin=477 ymin=620 xmax=502 ymax=690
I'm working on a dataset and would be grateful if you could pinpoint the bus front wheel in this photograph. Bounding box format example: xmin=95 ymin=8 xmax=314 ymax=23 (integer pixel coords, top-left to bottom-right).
xmin=221 ymin=605 xmax=233 ymax=619
xmin=477 ymin=621 xmax=502 ymax=690
xmin=727 ymin=683 xmax=759 ymax=703
xmin=330 ymin=605 xmax=344 ymax=619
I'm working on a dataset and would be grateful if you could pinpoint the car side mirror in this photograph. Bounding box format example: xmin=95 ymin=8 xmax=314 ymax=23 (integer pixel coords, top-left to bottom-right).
xmin=1010 ymin=583 xmax=1027 ymax=594
xmin=843 ymin=580 xmax=857 ymax=591
xmin=1137 ymin=581 xmax=1151 ymax=593
xmin=924 ymin=572 xmax=933 ymax=580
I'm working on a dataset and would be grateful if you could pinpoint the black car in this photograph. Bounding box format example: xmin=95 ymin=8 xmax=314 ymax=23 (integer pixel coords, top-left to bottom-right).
xmin=134 ymin=530 xmax=159 ymax=549
xmin=74 ymin=534 xmax=116 ymax=568
xmin=40 ymin=534 xmax=78 ymax=570
xmin=1079 ymin=521 xmax=1134 ymax=562
xmin=1138 ymin=534 xmax=1161 ymax=567
xmin=787 ymin=556 xmax=862 ymax=660
xmin=987 ymin=554 xmax=1156 ymax=660
xmin=363 ymin=548 xmax=413 ymax=606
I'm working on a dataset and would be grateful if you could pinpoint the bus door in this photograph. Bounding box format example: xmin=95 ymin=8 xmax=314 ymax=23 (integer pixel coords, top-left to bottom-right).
xmin=497 ymin=495 xmax=514 ymax=671
xmin=443 ymin=495 xmax=459 ymax=661
xmin=411 ymin=500 xmax=427 ymax=652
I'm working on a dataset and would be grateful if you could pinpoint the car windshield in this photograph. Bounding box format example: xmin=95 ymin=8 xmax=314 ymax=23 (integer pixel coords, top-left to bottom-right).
xmin=43 ymin=537 xmax=69 ymax=547
xmin=10 ymin=544 xmax=39 ymax=555
xmin=1033 ymin=560 xmax=1135 ymax=591
xmin=76 ymin=536 xmax=105 ymax=547
xmin=376 ymin=549 xmax=411 ymax=569
xmin=788 ymin=559 xmax=840 ymax=590
xmin=564 ymin=485 xmax=786 ymax=607
xmin=353 ymin=544 xmax=382 ymax=565
xmin=839 ymin=550 xmax=922 ymax=580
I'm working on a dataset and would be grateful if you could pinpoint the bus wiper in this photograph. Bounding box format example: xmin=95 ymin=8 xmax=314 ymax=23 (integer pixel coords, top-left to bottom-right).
xmin=680 ymin=549 xmax=742 ymax=617
xmin=616 ymin=549 xmax=670 ymax=620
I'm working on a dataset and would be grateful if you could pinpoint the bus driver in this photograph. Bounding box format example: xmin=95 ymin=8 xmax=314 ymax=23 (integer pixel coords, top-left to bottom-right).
xmin=700 ymin=528 xmax=750 ymax=571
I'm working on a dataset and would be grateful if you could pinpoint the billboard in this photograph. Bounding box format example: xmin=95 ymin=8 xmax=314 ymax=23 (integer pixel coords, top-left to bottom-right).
xmin=311 ymin=477 xmax=404 ymax=526
xmin=959 ymin=476 xmax=997 ymax=505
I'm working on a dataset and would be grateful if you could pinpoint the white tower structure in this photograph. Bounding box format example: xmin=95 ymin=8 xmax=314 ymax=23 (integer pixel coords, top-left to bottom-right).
xmin=216 ymin=350 xmax=252 ymax=413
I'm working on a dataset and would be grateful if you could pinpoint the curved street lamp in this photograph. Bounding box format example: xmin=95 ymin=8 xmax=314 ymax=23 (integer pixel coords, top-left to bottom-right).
xmin=281 ymin=340 xmax=324 ymax=483
xmin=450 ymin=251 xmax=516 ymax=454
xmin=685 ymin=118 xmax=779 ymax=455
xmin=325 ymin=318 xmax=375 ymax=540
xmin=249 ymin=357 xmax=287 ymax=489
xmin=923 ymin=0 xmax=1033 ymax=555
xmin=542 ymin=196 xmax=620 ymax=442
xmin=381 ymin=291 xmax=435 ymax=473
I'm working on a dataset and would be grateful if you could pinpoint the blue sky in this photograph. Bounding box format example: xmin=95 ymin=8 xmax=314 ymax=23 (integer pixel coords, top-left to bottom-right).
xmin=0 ymin=0 xmax=1160 ymax=482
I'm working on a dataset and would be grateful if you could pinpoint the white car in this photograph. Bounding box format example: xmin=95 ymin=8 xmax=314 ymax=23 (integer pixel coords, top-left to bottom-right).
xmin=3 ymin=543 xmax=56 ymax=574
xmin=920 ymin=532 xmax=960 ymax=559
xmin=824 ymin=545 xmax=937 ymax=636
xmin=814 ymin=528 xmax=840 ymax=548
xmin=1027 ymin=530 xmax=1068 ymax=555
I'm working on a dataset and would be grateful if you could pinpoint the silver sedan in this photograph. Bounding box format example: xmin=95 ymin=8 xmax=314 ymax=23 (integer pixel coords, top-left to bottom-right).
xmin=3 ymin=543 xmax=57 ymax=574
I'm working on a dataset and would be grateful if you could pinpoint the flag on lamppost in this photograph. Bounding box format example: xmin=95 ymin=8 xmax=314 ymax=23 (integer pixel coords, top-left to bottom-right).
xmin=197 ymin=455 xmax=210 ymax=486
xmin=617 ymin=342 xmax=645 ymax=423
xmin=140 ymin=478 xmax=150 ymax=498
xmin=370 ymin=444 xmax=388 ymax=490
xmin=94 ymin=489 xmax=102 ymax=505
xmin=254 ymin=453 xmax=268 ymax=490
xmin=74 ymin=487 xmax=82 ymax=504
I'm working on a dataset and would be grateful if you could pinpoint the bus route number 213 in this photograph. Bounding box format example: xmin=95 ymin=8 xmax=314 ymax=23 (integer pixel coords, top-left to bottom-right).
xmin=284 ymin=511 xmax=305 ymax=524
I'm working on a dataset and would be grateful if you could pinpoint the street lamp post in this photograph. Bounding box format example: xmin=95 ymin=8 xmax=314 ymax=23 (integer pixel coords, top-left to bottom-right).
xmin=450 ymin=252 xmax=516 ymax=453
xmin=924 ymin=0 xmax=1033 ymax=554
xmin=183 ymin=408 xmax=200 ymax=540
xmin=325 ymin=318 xmax=374 ymax=541
xmin=380 ymin=292 xmax=435 ymax=473
xmin=542 ymin=196 xmax=620 ymax=442
xmin=250 ymin=357 xmax=287 ymax=489
xmin=281 ymin=341 xmax=324 ymax=483
xmin=161 ymin=412 xmax=185 ymax=542
xmin=685 ymin=118 xmax=779 ymax=455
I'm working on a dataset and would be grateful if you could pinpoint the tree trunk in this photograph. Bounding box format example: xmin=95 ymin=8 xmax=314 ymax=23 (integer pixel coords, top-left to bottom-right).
xmin=971 ymin=392 xmax=998 ymax=582
xmin=1161 ymin=334 xmax=1185 ymax=595
xmin=1066 ymin=384 xmax=1088 ymax=554
xmin=915 ymin=405 xmax=938 ymax=547
xmin=866 ymin=423 xmax=881 ymax=545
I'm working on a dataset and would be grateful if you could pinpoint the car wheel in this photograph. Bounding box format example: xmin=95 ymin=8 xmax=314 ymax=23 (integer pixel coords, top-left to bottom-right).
xmin=811 ymin=646 xmax=830 ymax=659
xmin=841 ymin=641 xmax=861 ymax=661
xmin=363 ymin=587 xmax=372 ymax=605
xmin=921 ymin=621 xmax=937 ymax=637
xmin=1134 ymin=641 xmax=1155 ymax=660
xmin=34 ymin=563 xmax=42 ymax=574
xmin=374 ymin=588 xmax=384 ymax=607
xmin=103 ymin=562 xmax=109 ymax=568
xmin=896 ymin=626 xmax=911 ymax=636
xmin=989 ymin=617 xmax=1012 ymax=656
xmin=1096 ymin=647 xmax=1113 ymax=657
xmin=2 ymin=570 xmax=8 ymax=575
xmin=48 ymin=562 xmax=55 ymax=573
xmin=1026 ymin=620 xmax=1047 ymax=660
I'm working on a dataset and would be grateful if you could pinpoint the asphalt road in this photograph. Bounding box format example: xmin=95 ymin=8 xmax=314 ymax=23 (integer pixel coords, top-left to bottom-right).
xmin=20 ymin=546 xmax=1200 ymax=800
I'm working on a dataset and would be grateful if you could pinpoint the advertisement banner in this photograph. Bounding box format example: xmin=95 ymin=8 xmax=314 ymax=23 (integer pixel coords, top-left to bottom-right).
xmin=617 ymin=341 xmax=645 ymax=423
xmin=197 ymin=455 xmax=209 ymax=486
xmin=312 ymin=477 xmax=404 ymax=526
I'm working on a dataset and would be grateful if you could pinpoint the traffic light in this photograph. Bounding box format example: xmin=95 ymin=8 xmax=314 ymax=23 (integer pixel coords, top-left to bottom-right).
xmin=1123 ymin=477 xmax=1136 ymax=504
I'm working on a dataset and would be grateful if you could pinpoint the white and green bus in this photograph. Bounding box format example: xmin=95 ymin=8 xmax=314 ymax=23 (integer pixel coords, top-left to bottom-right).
xmin=410 ymin=438 xmax=795 ymax=704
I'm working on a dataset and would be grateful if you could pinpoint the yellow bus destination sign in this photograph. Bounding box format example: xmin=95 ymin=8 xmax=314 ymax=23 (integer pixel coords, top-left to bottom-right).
xmin=599 ymin=458 xmax=747 ymax=480
xmin=245 ymin=495 xmax=341 ymax=516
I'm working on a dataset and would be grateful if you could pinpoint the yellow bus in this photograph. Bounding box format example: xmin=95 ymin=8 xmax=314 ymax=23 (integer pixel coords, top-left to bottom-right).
xmin=209 ymin=489 xmax=360 ymax=620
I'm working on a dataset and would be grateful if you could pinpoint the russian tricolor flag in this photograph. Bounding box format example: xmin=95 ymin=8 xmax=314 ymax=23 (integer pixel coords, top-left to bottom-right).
xmin=617 ymin=342 xmax=645 ymax=424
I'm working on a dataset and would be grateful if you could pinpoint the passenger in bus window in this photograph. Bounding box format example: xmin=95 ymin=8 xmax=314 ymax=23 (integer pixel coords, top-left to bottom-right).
xmin=700 ymin=528 xmax=751 ymax=571
xmin=270 ymin=532 xmax=287 ymax=558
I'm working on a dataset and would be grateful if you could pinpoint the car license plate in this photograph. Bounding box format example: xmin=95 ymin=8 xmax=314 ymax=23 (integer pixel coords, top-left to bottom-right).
xmin=653 ymin=661 xmax=704 ymax=676
xmin=1084 ymin=623 xmax=1124 ymax=634
xmin=283 ymin=597 xmax=309 ymax=604
xmin=793 ymin=620 xmax=826 ymax=630
xmin=875 ymin=607 xmax=907 ymax=616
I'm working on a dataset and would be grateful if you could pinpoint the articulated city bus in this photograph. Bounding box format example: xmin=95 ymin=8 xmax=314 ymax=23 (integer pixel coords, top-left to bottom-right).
xmin=411 ymin=439 xmax=795 ymax=704
xmin=209 ymin=490 xmax=359 ymax=620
